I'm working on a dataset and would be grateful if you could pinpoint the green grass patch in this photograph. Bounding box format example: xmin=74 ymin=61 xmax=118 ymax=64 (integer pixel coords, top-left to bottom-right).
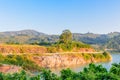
xmin=0 ymin=54 xmax=42 ymax=72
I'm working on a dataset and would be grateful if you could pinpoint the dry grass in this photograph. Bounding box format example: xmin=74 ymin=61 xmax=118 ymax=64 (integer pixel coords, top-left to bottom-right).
xmin=0 ymin=44 xmax=47 ymax=54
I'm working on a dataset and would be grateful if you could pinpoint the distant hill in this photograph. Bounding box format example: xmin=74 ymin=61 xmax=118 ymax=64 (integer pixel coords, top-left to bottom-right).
xmin=0 ymin=30 xmax=59 ymax=44
xmin=0 ymin=29 xmax=120 ymax=49
xmin=73 ymin=33 xmax=109 ymax=45
xmin=105 ymin=34 xmax=120 ymax=51
xmin=0 ymin=29 xmax=45 ymax=36
xmin=107 ymin=32 xmax=120 ymax=38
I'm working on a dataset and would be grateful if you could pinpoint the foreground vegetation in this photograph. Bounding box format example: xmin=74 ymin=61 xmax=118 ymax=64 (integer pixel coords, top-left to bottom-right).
xmin=47 ymin=41 xmax=92 ymax=53
xmin=0 ymin=54 xmax=42 ymax=72
xmin=0 ymin=63 xmax=120 ymax=80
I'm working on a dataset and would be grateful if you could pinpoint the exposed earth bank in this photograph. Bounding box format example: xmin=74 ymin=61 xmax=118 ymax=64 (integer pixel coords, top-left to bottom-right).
xmin=33 ymin=52 xmax=112 ymax=68
xmin=0 ymin=65 xmax=21 ymax=73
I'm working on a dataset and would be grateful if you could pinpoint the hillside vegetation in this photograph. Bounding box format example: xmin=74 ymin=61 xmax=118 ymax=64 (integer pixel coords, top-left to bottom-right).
xmin=47 ymin=30 xmax=94 ymax=53
xmin=0 ymin=30 xmax=120 ymax=46
xmin=106 ymin=35 xmax=120 ymax=52
xmin=1 ymin=29 xmax=120 ymax=52
xmin=0 ymin=54 xmax=42 ymax=72
xmin=0 ymin=43 xmax=93 ymax=54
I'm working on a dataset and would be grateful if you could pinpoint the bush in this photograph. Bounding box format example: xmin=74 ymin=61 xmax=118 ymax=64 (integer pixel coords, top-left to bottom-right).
xmin=41 ymin=69 xmax=59 ymax=80
xmin=110 ymin=63 xmax=120 ymax=76
xmin=47 ymin=47 xmax=57 ymax=53
xmin=82 ymin=53 xmax=91 ymax=60
xmin=47 ymin=41 xmax=92 ymax=53
xmin=0 ymin=54 xmax=41 ymax=72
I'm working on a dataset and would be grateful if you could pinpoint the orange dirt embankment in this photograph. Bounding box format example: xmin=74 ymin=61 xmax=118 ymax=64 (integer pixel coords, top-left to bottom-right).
xmin=72 ymin=48 xmax=95 ymax=52
xmin=0 ymin=44 xmax=95 ymax=54
xmin=0 ymin=44 xmax=47 ymax=54
xmin=33 ymin=53 xmax=112 ymax=68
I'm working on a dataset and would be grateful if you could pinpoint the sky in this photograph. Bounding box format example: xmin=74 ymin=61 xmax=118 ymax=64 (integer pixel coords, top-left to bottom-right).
xmin=0 ymin=0 xmax=120 ymax=34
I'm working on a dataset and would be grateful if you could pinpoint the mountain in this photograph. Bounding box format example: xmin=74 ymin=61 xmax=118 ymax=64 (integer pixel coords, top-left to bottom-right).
xmin=0 ymin=29 xmax=59 ymax=44
xmin=107 ymin=32 xmax=120 ymax=38
xmin=0 ymin=29 xmax=45 ymax=36
xmin=0 ymin=29 xmax=120 ymax=48
xmin=73 ymin=33 xmax=109 ymax=45
xmin=105 ymin=34 xmax=120 ymax=51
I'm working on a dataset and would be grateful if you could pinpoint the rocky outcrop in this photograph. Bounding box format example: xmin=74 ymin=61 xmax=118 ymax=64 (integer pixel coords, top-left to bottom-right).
xmin=33 ymin=53 xmax=111 ymax=68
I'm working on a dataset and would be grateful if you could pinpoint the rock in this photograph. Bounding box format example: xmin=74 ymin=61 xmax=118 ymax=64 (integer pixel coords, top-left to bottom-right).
xmin=33 ymin=54 xmax=88 ymax=68
xmin=33 ymin=53 xmax=111 ymax=68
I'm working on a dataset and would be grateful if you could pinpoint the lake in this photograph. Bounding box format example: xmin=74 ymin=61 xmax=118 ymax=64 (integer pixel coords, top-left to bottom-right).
xmin=51 ymin=53 xmax=120 ymax=74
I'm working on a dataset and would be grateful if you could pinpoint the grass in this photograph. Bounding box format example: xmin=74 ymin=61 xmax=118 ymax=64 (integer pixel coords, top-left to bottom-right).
xmin=0 ymin=44 xmax=47 ymax=54
xmin=0 ymin=43 xmax=94 ymax=54
xmin=0 ymin=53 xmax=42 ymax=72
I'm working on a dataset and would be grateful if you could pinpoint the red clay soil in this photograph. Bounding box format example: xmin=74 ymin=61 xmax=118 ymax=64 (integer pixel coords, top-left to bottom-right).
xmin=0 ymin=65 xmax=21 ymax=73
xmin=72 ymin=48 xmax=95 ymax=52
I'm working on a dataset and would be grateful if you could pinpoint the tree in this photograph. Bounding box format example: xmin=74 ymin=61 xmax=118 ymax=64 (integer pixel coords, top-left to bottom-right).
xmin=59 ymin=29 xmax=72 ymax=44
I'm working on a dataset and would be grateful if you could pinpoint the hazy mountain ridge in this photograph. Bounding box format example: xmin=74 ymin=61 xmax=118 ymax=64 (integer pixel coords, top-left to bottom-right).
xmin=73 ymin=33 xmax=109 ymax=44
xmin=105 ymin=34 xmax=120 ymax=51
xmin=0 ymin=30 xmax=120 ymax=50
xmin=0 ymin=29 xmax=46 ymax=37
xmin=0 ymin=30 xmax=59 ymax=44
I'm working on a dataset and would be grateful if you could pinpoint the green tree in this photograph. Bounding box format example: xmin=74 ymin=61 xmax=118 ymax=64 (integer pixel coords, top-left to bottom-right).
xmin=41 ymin=69 xmax=59 ymax=80
xmin=59 ymin=29 xmax=72 ymax=44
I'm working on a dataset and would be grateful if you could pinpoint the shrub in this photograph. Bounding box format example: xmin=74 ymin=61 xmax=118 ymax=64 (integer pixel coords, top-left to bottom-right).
xmin=47 ymin=47 xmax=57 ymax=53
xmin=48 ymin=41 xmax=92 ymax=53
xmin=1 ymin=54 xmax=41 ymax=72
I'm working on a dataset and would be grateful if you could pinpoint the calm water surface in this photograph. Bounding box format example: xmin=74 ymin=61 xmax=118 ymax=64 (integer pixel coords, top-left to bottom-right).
xmin=51 ymin=53 xmax=120 ymax=74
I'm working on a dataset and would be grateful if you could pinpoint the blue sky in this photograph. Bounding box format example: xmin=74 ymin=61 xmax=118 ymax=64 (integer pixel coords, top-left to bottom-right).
xmin=0 ymin=0 xmax=120 ymax=34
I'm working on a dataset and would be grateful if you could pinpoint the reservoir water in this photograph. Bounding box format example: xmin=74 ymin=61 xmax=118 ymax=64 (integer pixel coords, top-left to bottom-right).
xmin=51 ymin=53 xmax=120 ymax=74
